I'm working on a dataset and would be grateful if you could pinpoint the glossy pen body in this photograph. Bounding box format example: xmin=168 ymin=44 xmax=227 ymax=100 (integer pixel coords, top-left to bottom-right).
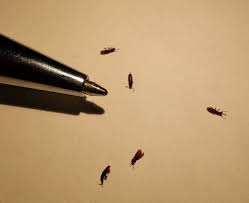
xmin=0 ymin=34 xmax=107 ymax=97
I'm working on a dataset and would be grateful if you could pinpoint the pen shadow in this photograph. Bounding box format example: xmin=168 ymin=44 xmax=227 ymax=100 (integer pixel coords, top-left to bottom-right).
xmin=0 ymin=83 xmax=105 ymax=115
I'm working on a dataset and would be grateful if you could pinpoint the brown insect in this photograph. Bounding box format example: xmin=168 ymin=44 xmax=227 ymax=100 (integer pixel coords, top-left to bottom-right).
xmin=131 ymin=149 xmax=144 ymax=167
xmin=99 ymin=165 xmax=111 ymax=187
xmin=100 ymin=47 xmax=118 ymax=55
xmin=207 ymin=107 xmax=227 ymax=117
xmin=126 ymin=73 xmax=134 ymax=90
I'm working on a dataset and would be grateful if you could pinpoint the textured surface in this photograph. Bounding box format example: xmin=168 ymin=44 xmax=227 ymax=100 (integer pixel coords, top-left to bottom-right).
xmin=0 ymin=0 xmax=249 ymax=202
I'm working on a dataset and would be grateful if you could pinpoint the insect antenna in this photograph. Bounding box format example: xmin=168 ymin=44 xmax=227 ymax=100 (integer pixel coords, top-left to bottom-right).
xmin=219 ymin=112 xmax=227 ymax=119
xmin=130 ymin=163 xmax=135 ymax=170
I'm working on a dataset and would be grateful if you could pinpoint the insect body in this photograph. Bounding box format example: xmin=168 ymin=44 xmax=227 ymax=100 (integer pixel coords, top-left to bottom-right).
xmin=128 ymin=73 xmax=134 ymax=89
xmin=207 ymin=107 xmax=227 ymax=117
xmin=100 ymin=47 xmax=118 ymax=55
xmin=131 ymin=149 xmax=144 ymax=167
xmin=99 ymin=165 xmax=111 ymax=187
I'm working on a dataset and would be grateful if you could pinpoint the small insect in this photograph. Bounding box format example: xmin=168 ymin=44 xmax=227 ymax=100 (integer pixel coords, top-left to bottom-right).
xmin=131 ymin=149 xmax=144 ymax=167
xmin=99 ymin=165 xmax=111 ymax=187
xmin=207 ymin=106 xmax=227 ymax=117
xmin=128 ymin=73 xmax=133 ymax=89
xmin=126 ymin=73 xmax=134 ymax=91
xmin=100 ymin=47 xmax=118 ymax=55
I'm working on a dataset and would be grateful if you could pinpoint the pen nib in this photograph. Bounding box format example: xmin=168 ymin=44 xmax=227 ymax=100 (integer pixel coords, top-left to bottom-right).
xmin=83 ymin=80 xmax=108 ymax=96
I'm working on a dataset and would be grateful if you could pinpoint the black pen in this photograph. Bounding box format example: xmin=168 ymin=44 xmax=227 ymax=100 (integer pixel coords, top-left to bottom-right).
xmin=0 ymin=34 xmax=108 ymax=97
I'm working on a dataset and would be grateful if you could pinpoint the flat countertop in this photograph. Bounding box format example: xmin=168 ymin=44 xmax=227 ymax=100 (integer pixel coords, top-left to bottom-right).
xmin=1 ymin=1 xmax=249 ymax=202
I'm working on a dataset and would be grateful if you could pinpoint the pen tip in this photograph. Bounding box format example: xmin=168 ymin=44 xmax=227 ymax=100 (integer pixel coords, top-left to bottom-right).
xmin=83 ymin=80 xmax=108 ymax=96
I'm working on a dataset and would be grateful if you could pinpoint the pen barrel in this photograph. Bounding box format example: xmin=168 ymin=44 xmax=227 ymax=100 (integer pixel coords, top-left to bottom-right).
xmin=0 ymin=34 xmax=88 ymax=97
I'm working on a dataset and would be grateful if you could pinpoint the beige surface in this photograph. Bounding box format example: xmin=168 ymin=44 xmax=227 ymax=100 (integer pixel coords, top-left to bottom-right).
xmin=1 ymin=0 xmax=249 ymax=202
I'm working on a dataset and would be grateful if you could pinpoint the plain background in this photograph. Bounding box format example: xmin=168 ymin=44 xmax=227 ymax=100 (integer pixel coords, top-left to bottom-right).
xmin=0 ymin=0 xmax=249 ymax=202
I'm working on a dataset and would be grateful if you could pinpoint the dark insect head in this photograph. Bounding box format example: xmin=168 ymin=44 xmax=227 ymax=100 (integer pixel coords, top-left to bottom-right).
xmin=131 ymin=158 xmax=136 ymax=166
